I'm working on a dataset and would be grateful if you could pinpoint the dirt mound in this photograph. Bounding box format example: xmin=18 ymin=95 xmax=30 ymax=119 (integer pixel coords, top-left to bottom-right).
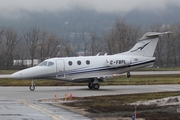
xmin=167 ymin=97 xmax=179 ymax=103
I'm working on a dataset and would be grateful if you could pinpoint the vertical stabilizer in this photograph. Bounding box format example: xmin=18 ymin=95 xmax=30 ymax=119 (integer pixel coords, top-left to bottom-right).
xmin=122 ymin=32 xmax=172 ymax=57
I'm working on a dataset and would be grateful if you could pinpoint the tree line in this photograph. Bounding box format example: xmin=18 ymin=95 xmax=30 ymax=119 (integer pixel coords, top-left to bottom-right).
xmin=0 ymin=19 xmax=180 ymax=69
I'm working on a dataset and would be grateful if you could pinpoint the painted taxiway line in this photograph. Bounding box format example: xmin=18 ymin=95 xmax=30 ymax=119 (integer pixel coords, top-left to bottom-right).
xmin=0 ymin=74 xmax=11 ymax=78
xmin=18 ymin=100 xmax=67 ymax=120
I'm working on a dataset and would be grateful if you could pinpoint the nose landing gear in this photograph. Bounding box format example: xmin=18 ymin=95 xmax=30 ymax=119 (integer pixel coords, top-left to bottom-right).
xmin=29 ymin=79 xmax=35 ymax=91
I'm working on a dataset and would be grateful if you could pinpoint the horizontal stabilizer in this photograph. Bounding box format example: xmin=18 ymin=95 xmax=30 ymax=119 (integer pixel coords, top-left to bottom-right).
xmin=140 ymin=31 xmax=173 ymax=40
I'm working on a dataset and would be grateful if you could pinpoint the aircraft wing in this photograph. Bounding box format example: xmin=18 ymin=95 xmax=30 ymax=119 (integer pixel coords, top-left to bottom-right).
xmin=72 ymin=74 xmax=117 ymax=82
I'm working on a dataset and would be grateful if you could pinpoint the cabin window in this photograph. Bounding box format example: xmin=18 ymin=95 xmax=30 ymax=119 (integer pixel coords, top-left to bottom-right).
xmin=77 ymin=60 xmax=81 ymax=65
xmin=68 ymin=61 xmax=73 ymax=66
xmin=38 ymin=61 xmax=47 ymax=66
xmin=47 ymin=62 xmax=54 ymax=66
xmin=86 ymin=60 xmax=90 ymax=65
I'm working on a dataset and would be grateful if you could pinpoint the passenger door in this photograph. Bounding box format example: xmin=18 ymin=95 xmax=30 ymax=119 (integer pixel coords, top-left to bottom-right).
xmin=56 ymin=59 xmax=65 ymax=78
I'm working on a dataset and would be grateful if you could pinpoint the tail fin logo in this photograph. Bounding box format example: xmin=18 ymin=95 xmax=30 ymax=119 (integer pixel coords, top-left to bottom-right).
xmin=130 ymin=42 xmax=150 ymax=52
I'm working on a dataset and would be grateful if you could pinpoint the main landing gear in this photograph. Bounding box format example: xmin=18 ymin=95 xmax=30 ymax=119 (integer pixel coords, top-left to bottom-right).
xmin=29 ymin=79 xmax=35 ymax=91
xmin=88 ymin=79 xmax=100 ymax=90
xmin=126 ymin=72 xmax=131 ymax=82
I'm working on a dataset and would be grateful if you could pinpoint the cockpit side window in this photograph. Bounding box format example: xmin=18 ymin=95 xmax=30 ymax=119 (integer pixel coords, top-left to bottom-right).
xmin=38 ymin=61 xmax=48 ymax=66
xmin=47 ymin=62 xmax=54 ymax=66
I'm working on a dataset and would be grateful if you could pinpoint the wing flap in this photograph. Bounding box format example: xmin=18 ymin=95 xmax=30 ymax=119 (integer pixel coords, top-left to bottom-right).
xmin=72 ymin=75 xmax=115 ymax=82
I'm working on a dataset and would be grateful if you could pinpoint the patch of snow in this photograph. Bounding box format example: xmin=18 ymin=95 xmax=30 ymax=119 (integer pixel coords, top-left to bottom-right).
xmin=130 ymin=96 xmax=180 ymax=106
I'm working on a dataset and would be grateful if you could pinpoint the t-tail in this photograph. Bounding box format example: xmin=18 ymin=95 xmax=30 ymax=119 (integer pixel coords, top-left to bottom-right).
xmin=122 ymin=32 xmax=172 ymax=57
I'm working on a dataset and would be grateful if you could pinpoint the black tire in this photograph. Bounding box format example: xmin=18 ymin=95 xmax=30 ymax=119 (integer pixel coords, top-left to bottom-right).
xmin=88 ymin=83 xmax=94 ymax=89
xmin=29 ymin=85 xmax=35 ymax=91
xmin=93 ymin=83 xmax=100 ymax=90
xmin=127 ymin=72 xmax=131 ymax=78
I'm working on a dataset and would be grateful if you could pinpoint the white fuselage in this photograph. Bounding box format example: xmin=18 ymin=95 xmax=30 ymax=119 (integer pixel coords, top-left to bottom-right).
xmin=11 ymin=54 xmax=155 ymax=82
xmin=10 ymin=31 xmax=171 ymax=90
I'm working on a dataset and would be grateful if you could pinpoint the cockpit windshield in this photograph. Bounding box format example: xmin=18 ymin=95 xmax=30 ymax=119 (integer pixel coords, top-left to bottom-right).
xmin=38 ymin=61 xmax=54 ymax=67
xmin=38 ymin=61 xmax=47 ymax=66
xmin=47 ymin=61 xmax=54 ymax=66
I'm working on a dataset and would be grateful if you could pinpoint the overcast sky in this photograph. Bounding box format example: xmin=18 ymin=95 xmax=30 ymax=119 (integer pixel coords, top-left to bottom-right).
xmin=0 ymin=0 xmax=180 ymax=18
xmin=1 ymin=0 xmax=180 ymax=12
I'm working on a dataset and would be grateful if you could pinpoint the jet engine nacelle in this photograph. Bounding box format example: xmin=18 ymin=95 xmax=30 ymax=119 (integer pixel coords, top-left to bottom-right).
xmin=106 ymin=58 xmax=130 ymax=67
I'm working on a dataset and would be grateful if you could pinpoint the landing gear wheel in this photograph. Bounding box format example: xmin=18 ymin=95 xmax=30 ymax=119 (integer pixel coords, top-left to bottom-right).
xmin=29 ymin=85 xmax=35 ymax=91
xmin=127 ymin=72 xmax=131 ymax=78
xmin=126 ymin=72 xmax=131 ymax=82
xmin=93 ymin=83 xmax=100 ymax=90
xmin=88 ymin=83 xmax=94 ymax=89
xmin=30 ymin=79 xmax=35 ymax=91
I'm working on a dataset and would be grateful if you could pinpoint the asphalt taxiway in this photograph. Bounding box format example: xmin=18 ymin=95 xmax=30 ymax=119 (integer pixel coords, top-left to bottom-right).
xmin=0 ymin=85 xmax=180 ymax=120
xmin=1 ymin=71 xmax=180 ymax=120
xmin=1 ymin=85 xmax=180 ymax=100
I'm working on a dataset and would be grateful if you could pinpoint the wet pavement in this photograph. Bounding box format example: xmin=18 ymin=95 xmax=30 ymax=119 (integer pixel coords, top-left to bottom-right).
xmin=1 ymin=85 xmax=180 ymax=120
xmin=0 ymin=99 xmax=90 ymax=120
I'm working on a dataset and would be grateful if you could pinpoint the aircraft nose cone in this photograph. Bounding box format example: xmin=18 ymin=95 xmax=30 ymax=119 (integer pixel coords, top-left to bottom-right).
xmin=10 ymin=72 xmax=23 ymax=79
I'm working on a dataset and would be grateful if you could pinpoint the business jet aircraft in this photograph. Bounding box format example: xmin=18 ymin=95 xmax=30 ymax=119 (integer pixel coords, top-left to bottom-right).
xmin=11 ymin=32 xmax=171 ymax=91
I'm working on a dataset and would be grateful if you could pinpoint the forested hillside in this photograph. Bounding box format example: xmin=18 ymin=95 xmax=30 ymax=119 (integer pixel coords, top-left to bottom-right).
xmin=0 ymin=4 xmax=180 ymax=69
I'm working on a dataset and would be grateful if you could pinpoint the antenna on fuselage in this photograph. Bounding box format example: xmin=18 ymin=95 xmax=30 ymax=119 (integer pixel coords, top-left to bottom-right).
xmin=96 ymin=53 xmax=100 ymax=56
